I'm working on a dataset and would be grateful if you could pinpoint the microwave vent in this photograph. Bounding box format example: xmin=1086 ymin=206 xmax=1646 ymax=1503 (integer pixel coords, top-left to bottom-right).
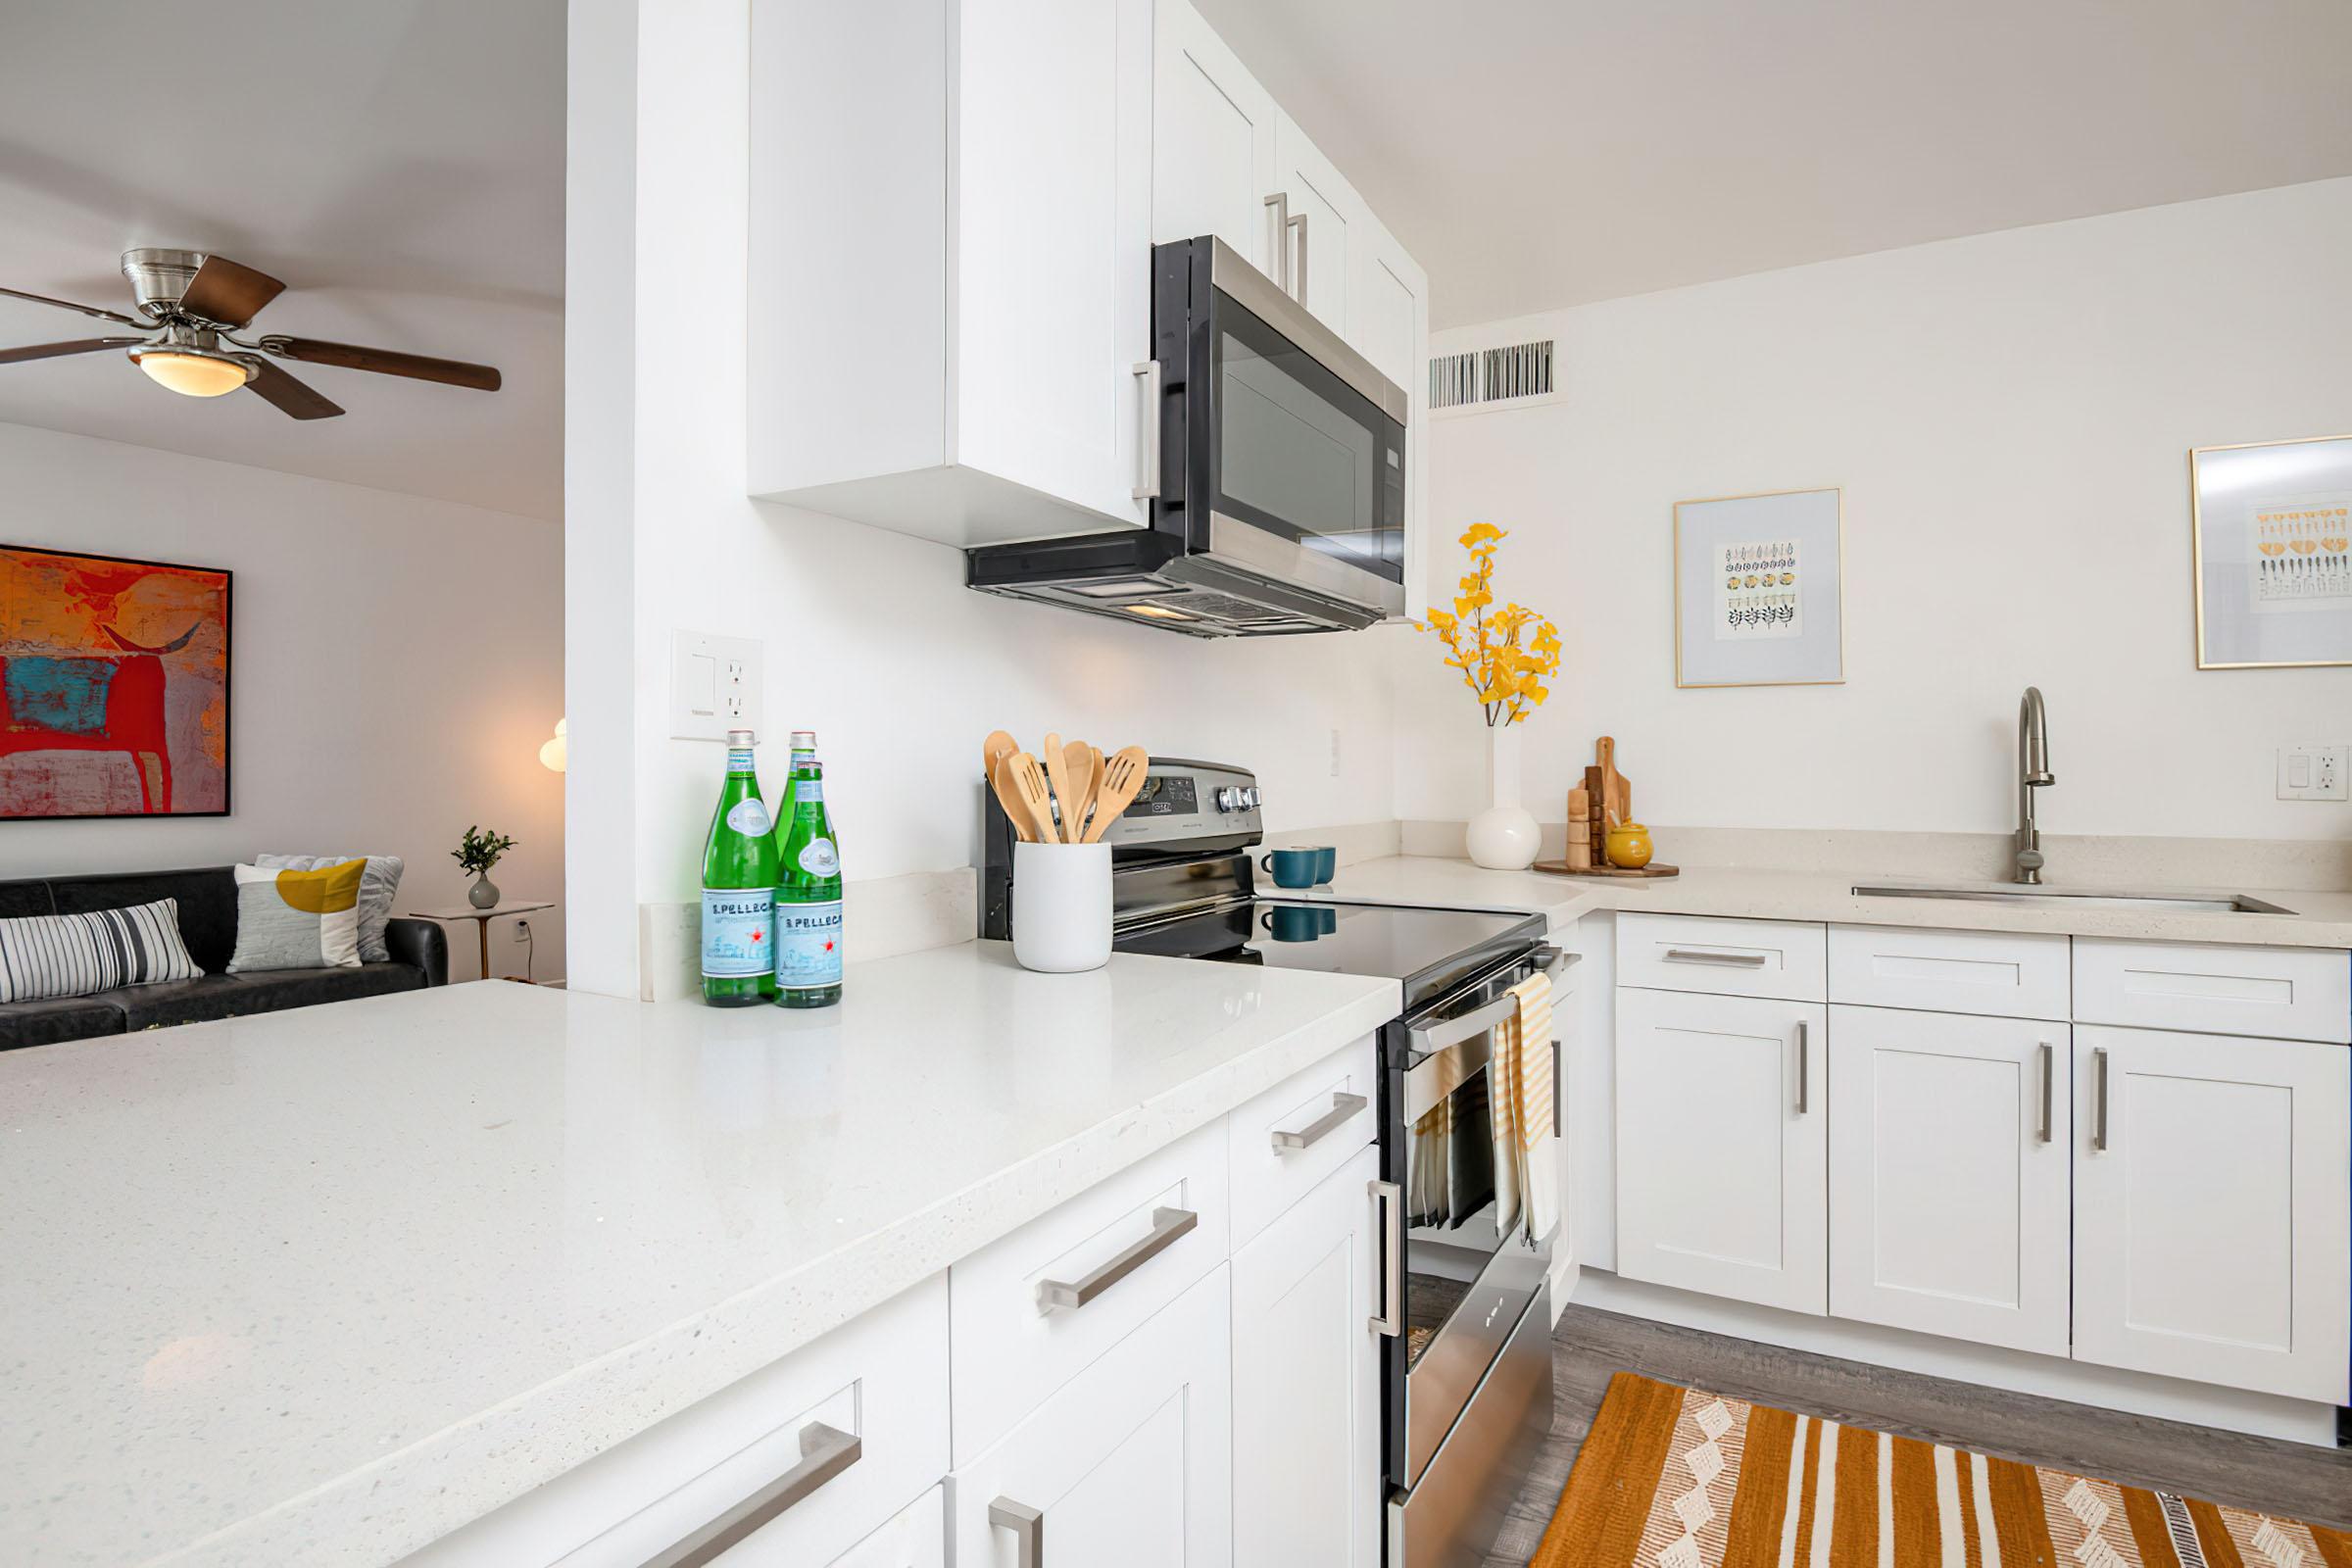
xmin=1430 ymin=338 xmax=1555 ymax=412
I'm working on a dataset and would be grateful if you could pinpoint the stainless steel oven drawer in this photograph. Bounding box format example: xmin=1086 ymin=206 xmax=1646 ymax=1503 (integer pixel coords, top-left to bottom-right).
xmin=1401 ymin=1231 xmax=1551 ymax=1486
xmin=1389 ymin=1281 xmax=1554 ymax=1568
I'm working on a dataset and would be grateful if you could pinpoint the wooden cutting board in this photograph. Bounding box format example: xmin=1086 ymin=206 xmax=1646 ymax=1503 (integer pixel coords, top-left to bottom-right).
xmin=1534 ymin=860 xmax=1680 ymax=880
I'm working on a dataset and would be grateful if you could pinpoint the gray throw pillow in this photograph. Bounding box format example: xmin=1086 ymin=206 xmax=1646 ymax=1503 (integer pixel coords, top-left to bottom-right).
xmin=255 ymin=853 xmax=405 ymax=962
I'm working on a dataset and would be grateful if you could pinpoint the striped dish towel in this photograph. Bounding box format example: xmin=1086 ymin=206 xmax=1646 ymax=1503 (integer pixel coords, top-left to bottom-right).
xmin=1489 ymin=970 xmax=1558 ymax=1246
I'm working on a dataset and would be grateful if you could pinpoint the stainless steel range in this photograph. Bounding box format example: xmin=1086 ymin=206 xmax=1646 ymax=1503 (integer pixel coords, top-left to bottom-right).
xmin=982 ymin=759 xmax=1569 ymax=1565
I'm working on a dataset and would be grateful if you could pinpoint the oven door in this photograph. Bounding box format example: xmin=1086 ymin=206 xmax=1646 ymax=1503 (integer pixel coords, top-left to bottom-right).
xmin=1379 ymin=947 xmax=1568 ymax=1492
xmin=1154 ymin=236 xmax=1408 ymax=622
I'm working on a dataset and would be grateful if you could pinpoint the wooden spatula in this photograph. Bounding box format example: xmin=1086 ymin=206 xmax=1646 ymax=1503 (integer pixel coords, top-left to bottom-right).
xmin=998 ymin=752 xmax=1059 ymax=846
xmin=982 ymin=729 xmax=1018 ymax=787
xmin=1081 ymin=746 xmax=1151 ymax=843
xmin=1041 ymin=731 xmax=1080 ymax=843
xmin=1063 ymin=740 xmax=1101 ymax=843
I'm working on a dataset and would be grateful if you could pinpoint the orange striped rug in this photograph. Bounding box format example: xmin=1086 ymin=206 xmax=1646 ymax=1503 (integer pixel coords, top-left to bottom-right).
xmin=1533 ymin=1373 xmax=2352 ymax=1568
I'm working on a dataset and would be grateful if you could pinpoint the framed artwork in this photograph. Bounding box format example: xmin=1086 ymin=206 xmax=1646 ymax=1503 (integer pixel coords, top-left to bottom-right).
xmin=1673 ymin=487 xmax=1845 ymax=688
xmin=0 ymin=545 xmax=231 ymax=819
xmin=2191 ymin=434 xmax=2352 ymax=669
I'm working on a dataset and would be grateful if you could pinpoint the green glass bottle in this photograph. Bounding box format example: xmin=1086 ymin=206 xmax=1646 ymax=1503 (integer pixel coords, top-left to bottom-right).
xmin=701 ymin=727 xmax=780 ymax=1006
xmin=772 ymin=729 xmax=843 ymax=1008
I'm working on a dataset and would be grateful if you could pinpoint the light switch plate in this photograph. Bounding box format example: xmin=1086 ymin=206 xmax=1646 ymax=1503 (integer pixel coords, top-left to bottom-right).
xmin=2276 ymin=743 xmax=2349 ymax=802
xmin=670 ymin=631 xmax=764 ymax=740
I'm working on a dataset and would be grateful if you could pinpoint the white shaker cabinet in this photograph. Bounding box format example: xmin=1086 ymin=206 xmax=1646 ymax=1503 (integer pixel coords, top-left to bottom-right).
xmin=1152 ymin=0 xmax=1278 ymax=269
xmin=952 ymin=1264 xmax=1235 ymax=1568
xmin=750 ymin=0 xmax=1155 ymax=545
xmin=823 ymin=1487 xmax=944 ymax=1568
xmin=1827 ymin=1006 xmax=2071 ymax=1355
xmin=1615 ymin=988 xmax=1829 ymax=1314
xmin=1266 ymin=110 xmax=1356 ymax=337
xmin=1231 ymin=1146 xmax=1382 ymax=1568
xmin=2072 ymin=1025 xmax=2351 ymax=1404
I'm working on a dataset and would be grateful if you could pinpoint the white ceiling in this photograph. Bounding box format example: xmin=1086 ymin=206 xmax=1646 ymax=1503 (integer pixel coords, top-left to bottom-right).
xmin=1195 ymin=0 xmax=2352 ymax=329
xmin=0 ymin=0 xmax=564 ymax=520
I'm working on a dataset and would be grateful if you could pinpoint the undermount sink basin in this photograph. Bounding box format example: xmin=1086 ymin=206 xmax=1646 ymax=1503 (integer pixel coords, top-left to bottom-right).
xmin=1849 ymin=883 xmax=2293 ymax=915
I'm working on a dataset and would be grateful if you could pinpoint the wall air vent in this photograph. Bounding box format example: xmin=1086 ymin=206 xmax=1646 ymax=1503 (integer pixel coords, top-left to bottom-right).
xmin=1429 ymin=338 xmax=1555 ymax=413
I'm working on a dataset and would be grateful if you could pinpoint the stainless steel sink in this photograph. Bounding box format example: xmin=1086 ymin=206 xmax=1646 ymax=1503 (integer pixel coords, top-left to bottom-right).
xmin=1850 ymin=883 xmax=2293 ymax=915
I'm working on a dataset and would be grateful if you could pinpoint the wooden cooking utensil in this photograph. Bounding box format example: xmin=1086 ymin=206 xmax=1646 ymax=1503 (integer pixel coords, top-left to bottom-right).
xmin=989 ymin=754 xmax=1037 ymax=843
xmin=1081 ymin=746 xmax=1151 ymax=843
xmin=982 ymin=729 xmax=1018 ymax=790
xmin=1041 ymin=731 xmax=1079 ymax=843
xmin=997 ymin=753 xmax=1058 ymax=845
xmin=1063 ymin=739 xmax=1101 ymax=842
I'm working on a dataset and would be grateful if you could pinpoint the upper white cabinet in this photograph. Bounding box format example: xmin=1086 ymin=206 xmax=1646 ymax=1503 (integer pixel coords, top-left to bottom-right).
xmin=2072 ymin=1024 xmax=2350 ymax=1404
xmin=750 ymin=0 xmax=1154 ymax=546
xmin=1152 ymin=0 xmax=1278 ymax=270
xmin=1266 ymin=111 xmax=1355 ymax=337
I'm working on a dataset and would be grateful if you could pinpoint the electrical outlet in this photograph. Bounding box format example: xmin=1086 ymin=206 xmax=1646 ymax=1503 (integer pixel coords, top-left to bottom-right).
xmin=670 ymin=632 xmax=764 ymax=740
xmin=2276 ymin=743 xmax=2350 ymax=802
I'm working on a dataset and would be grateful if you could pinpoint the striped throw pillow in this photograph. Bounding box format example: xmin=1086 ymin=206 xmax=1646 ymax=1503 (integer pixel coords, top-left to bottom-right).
xmin=0 ymin=898 xmax=203 ymax=1004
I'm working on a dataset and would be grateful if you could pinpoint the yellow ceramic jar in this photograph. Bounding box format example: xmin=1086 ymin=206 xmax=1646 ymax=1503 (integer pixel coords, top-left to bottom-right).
xmin=1604 ymin=821 xmax=1654 ymax=870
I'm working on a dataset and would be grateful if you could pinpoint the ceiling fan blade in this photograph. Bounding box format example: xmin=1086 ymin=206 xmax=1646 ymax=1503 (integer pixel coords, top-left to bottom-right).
xmin=0 ymin=286 xmax=145 ymax=327
xmin=0 ymin=335 xmax=144 ymax=365
xmin=260 ymin=334 xmax=501 ymax=391
xmin=241 ymin=356 xmax=344 ymax=420
xmin=178 ymin=256 xmax=286 ymax=328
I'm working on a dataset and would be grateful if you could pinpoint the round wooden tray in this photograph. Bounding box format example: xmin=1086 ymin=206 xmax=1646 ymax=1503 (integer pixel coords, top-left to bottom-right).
xmin=1532 ymin=859 xmax=1680 ymax=880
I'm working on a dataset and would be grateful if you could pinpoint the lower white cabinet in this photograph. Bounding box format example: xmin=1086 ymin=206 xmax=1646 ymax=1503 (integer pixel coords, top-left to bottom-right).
xmin=951 ymin=1263 xmax=1234 ymax=1567
xmin=1828 ymin=1006 xmax=2071 ymax=1355
xmin=1615 ymin=987 xmax=1828 ymax=1314
xmin=2072 ymin=1025 xmax=2351 ymax=1404
xmin=824 ymin=1486 xmax=944 ymax=1567
xmin=1231 ymin=1146 xmax=1381 ymax=1568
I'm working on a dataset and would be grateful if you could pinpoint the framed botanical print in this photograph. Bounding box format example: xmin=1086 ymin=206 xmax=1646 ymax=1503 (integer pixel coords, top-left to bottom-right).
xmin=1673 ymin=487 xmax=1845 ymax=688
xmin=2192 ymin=434 xmax=2352 ymax=669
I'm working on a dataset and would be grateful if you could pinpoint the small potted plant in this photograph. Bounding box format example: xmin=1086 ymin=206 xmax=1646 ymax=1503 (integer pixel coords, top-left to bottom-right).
xmin=1421 ymin=522 xmax=1562 ymax=869
xmin=453 ymin=824 xmax=518 ymax=909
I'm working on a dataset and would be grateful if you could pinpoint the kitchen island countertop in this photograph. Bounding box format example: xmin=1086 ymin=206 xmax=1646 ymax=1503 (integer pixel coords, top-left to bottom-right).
xmin=0 ymin=943 xmax=1397 ymax=1568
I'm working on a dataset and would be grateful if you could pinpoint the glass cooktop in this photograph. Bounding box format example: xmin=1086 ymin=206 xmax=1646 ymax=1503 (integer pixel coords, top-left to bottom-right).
xmin=1114 ymin=898 xmax=1540 ymax=1012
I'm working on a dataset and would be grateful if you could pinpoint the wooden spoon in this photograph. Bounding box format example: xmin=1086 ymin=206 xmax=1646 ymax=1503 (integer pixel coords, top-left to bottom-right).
xmin=998 ymin=752 xmax=1059 ymax=846
xmin=1063 ymin=740 xmax=1101 ymax=842
xmin=1080 ymin=746 xmax=1151 ymax=843
xmin=1041 ymin=731 xmax=1079 ymax=844
xmin=989 ymin=751 xmax=1039 ymax=842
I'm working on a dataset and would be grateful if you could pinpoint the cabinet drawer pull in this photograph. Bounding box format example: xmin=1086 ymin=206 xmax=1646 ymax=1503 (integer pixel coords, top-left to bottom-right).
xmin=1036 ymin=1205 xmax=1197 ymax=1311
xmin=641 ymin=1420 xmax=861 ymax=1568
xmin=2092 ymin=1047 xmax=2110 ymax=1152
xmin=1369 ymin=1180 xmax=1403 ymax=1336
xmin=1271 ymin=1091 xmax=1367 ymax=1152
xmin=2036 ymin=1042 xmax=2054 ymax=1144
xmin=1664 ymin=949 xmax=1767 ymax=968
xmin=1794 ymin=1019 xmax=1809 ymax=1115
xmin=1131 ymin=358 xmax=1161 ymax=500
xmin=1262 ymin=191 xmax=1293 ymax=290
xmin=990 ymin=1496 xmax=1045 ymax=1567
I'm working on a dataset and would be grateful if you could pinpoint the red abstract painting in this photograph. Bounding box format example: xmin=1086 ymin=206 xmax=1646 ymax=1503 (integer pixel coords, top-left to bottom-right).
xmin=0 ymin=546 xmax=231 ymax=819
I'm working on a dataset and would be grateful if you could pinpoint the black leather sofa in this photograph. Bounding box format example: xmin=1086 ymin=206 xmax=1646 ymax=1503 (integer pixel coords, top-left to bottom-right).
xmin=0 ymin=866 xmax=449 ymax=1051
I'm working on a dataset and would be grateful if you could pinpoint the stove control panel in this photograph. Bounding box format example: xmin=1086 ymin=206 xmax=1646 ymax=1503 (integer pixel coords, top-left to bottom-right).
xmin=1099 ymin=759 xmax=1261 ymax=849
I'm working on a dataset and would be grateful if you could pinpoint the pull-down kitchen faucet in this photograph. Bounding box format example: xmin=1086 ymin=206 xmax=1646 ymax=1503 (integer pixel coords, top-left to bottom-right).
xmin=2015 ymin=686 xmax=2054 ymax=884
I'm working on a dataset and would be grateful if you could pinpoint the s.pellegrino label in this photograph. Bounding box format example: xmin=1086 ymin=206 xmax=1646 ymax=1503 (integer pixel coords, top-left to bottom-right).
xmin=774 ymin=730 xmax=844 ymax=1008
xmin=701 ymin=730 xmax=781 ymax=1005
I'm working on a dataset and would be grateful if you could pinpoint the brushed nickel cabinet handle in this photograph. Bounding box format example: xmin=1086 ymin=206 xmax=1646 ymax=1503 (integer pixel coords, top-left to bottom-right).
xmin=642 ymin=1421 xmax=861 ymax=1568
xmin=2037 ymin=1042 xmax=2054 ymax=1144
xmin=1794 ymin=1020 xmax=1809 ymax=1115
xmin=1036 ymin=1206 xmax=1197 ymax=1311
xmin=990 ymin=1497 xmax=1044 ymax=1568
xmin=1288 ymin=210 xmax=1308 ymax=304
xmin=1663 ymin=949 xmax=1767 ymax=968
xmin=2092 ymin=1046 xmax=2110 ymax=1152
xmin=1272 ymin=1091 xmax=1367 ymax=1152
xmin=1131 ymin=359 xmax=1161 ymax=500
xmin=1262 ymin=192 xmax=1293 ymax=290
xmin=1369 ymin=1179 xmax=1402 ymax=1336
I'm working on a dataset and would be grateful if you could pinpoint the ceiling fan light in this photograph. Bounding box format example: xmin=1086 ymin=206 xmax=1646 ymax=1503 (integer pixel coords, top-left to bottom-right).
xmin=131 ymin=348 xmax=251 ymax=399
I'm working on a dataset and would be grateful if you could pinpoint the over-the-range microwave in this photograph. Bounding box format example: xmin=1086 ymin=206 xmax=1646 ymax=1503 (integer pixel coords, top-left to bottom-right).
xmin=965 ymin=235 xmax=1408 ymax=637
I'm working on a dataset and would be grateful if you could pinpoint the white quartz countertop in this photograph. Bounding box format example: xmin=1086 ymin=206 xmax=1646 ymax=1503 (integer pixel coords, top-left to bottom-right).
xmin=1308 ymin=857 xmax=2352 ymax=949
xmin=0 ymin=944 xmax=1398 ymax=1568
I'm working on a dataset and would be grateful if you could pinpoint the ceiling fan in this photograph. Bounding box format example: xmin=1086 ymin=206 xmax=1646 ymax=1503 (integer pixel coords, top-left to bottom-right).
xmin=0 ymin=247 xmax=502 ymax=420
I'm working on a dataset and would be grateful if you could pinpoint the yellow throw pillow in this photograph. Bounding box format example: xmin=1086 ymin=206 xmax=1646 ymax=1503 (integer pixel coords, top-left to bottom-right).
xmin=226 ymin=860 xmax=367 ymax=972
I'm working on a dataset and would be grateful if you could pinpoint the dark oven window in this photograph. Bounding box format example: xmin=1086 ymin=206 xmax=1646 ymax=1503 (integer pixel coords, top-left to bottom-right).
xmin=1211 ymin=292 xmax=1404 ymax=584
xmin=1401 ymin=1059 xmax=1509 ymax=1368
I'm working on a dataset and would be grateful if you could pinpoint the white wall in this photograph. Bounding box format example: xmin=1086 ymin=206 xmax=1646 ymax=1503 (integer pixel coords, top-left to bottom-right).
xmin=564 ymin=0 xmax=1405 ymax=999
xmin=1409 ymin=178 xmax=2352 ymax=845
xmin=0 ymin=421 xmax=566 ymax=979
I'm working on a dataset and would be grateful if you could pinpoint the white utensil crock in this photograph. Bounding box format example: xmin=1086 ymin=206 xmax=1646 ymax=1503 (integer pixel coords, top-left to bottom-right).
xmin=1011 ymin=841 xmax=1112 ymax=972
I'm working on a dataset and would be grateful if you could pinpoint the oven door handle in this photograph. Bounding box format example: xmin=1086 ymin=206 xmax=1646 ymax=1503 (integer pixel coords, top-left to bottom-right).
xmin=1405 ymin=947 xmax=1577 ymax=1054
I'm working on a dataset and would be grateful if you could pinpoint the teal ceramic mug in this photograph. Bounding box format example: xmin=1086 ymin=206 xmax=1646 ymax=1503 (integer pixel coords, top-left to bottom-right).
xmin=1258 ymin=848 xmax=1319 ymax=889
xmin=1312 ymin=846 xmax=1337 ymax=884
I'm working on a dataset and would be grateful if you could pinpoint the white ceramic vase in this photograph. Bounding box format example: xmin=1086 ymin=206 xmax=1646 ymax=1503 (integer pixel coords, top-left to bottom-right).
xmin=1465 ymin=721 xmax=1541 ymax=870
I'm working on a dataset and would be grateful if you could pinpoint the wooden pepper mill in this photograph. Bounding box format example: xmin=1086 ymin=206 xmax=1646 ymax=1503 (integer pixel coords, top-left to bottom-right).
xmin=1566 ymin=788 xmax=1592 ymax=870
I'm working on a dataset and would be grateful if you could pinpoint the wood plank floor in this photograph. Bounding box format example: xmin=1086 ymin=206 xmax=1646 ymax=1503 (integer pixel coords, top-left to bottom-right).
xmin=1481 ymin=1303 xmax=2352 ymax=1565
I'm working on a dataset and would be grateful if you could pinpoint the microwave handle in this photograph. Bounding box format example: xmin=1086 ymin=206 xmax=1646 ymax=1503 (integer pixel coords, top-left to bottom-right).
xmin=1262 ymin=191 xmax=1293 ymax=292
xmin=1131 ymin=358 xmax=1161 ymax=501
